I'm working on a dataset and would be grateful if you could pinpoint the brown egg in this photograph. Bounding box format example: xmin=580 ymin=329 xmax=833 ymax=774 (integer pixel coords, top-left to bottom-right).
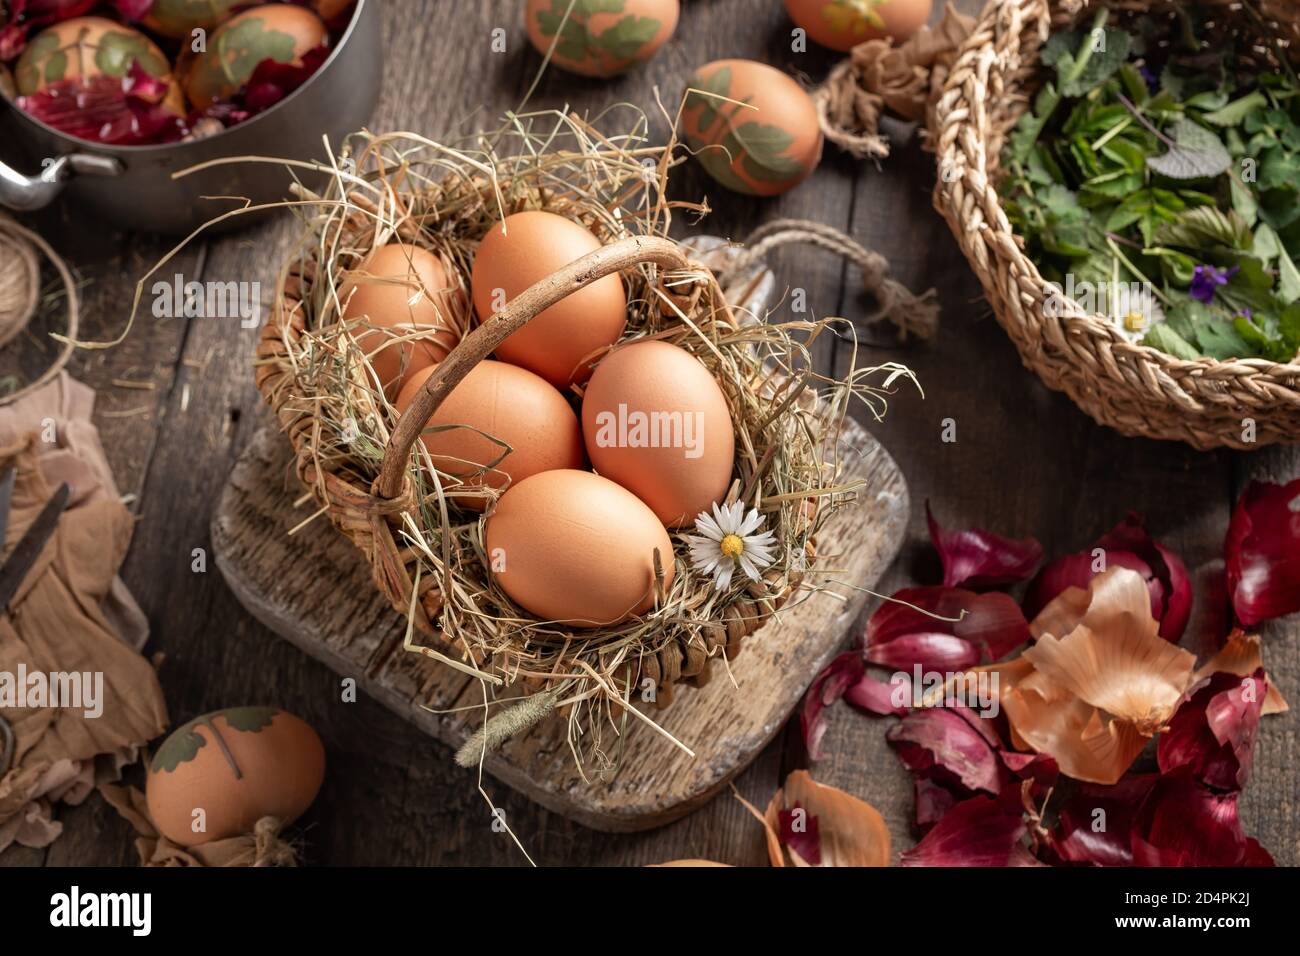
xmin=184 ymin=4 xmax=327 ymax=109
xmin=395 ymin=360 xmax=586 ymax=510
xmin=144 ymin=0 xmax=243 ymax=39
xmin=582 ymin=341 xmax=734 ymax=527
xmin=471 ymin=211 xmax=627 ymax=389
xmin=683 ymin=59 xmax=823 ymax=196
xmin=14 ymin=17 xmax=184 ymax=114
xmin=146 ymin=707 xmax=325 ymax=847
xmin=784 ymin=0 xmax=934 ymax=50
xmin=485 ymin=470 xmax=675 ymax=627
xmin=339 ymin=243 xmax=464 ymax=397
xmin=524 ymin=0 xmax=679 ymax=78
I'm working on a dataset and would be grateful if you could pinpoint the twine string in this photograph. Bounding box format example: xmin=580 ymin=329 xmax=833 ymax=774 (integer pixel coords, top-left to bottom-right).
xmin=733 ymin=218 xmax=939 ymax=340
xmin=250 ymin=816 xmax=299 ymax=867
xmin=0 ymin=214 xmax=79 ymax=405
xmin=812 ymin=3 xmax=978 ymax=162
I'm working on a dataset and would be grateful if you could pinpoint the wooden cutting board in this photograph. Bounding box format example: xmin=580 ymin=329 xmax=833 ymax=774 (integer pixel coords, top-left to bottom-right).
xmin=212 ymin=239 xmax=906 ymax=832
xmin=212 ymin=415 xmax=907 ymax=832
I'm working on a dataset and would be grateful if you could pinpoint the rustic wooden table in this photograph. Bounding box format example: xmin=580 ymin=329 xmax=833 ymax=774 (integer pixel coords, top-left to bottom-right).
xmin=1 ymin=0 xmax=1295 ymax=867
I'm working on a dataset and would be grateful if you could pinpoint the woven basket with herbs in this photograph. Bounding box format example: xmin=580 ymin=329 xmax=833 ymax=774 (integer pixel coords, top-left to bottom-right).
xmin=253 ymin=116 xmax=894 ymax=770
xmin=933 ymin=0 xmax=1300 ymax=449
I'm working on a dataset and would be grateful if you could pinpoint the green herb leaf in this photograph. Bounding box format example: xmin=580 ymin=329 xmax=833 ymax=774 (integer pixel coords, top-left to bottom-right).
xmin=1154 ymin=206 xmax=1253 ymax=251
xmin=1202 ymin=90 xmax=1268 ymax=127
xmin=1147 ymin=119 xmax=1232 ymax=179
xmin=1142 ymin=323 xmax=1201 ymax=359
xmin=1276 ymin=242 xmax=1300 ymax=305
xmin=1047 ymin=24 xmax=1133 ymax=97
xmin=1230 ymin=174 xmax=1259 ymax=226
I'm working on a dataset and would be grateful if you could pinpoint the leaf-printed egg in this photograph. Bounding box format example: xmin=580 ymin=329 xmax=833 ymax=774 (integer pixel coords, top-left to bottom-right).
xmin=525 ymin=0 xmax=679 ymax=78
xmin=14 ymin=16 xmax=183 ymax=114
xmin=184 ymin=4 xmax=327 ymax=109
xmin=146 ymin=707 xmax=325 ymax=847
xmin=784 ymin=0 xmax=934 ymax=50
xmin=683 ymin=59 xmax=823 ymax=196
xmin=143 ymin=0 xmax=243 ymax=40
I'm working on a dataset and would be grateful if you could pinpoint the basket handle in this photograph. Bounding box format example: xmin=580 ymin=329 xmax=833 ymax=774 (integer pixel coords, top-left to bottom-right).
xmin=376 ymin=234 xmax=693 ymax=500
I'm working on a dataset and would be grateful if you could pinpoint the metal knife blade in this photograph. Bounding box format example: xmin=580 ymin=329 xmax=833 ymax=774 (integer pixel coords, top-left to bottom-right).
xmin=0 ymin=481 xmax=70 ymax=613
xmin=0 ymin=466 xmax=16 ymax=553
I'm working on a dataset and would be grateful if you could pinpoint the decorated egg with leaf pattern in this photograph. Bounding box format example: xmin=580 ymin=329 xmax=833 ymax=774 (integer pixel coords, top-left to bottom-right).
xmin=14 ymin=16 xmax=182 ymax=113
xmin=783 ymin=0 xmax=934 ymax=51
xmin=146 ymin=707 xmax=325 ymax=847
xmin=525 ymin=0 xmax=679 ymax=78
xmin=683 ymin=58 xmax=823 ymax=196
xmin=143 ymin=0 xmax=244 ymax=40
xmin=183 ymin=3 xmax=327 ymax=109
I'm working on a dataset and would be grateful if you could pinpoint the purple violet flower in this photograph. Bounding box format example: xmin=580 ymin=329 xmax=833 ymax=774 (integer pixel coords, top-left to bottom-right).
xmin=1139 ymin=65 xmax=1159 ymax=93
xmin=1190 ymin=264 xmax=1238 ymax=304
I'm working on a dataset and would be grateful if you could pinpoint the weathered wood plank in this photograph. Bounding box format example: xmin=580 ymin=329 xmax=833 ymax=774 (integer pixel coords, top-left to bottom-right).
xmin=5 ymin=0 xmax=1292 ymax=867
xmin=1235 ymin=447 xmax=1300 ymax=866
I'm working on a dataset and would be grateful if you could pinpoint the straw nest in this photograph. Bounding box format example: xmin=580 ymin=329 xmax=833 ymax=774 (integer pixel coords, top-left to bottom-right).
xmin=256 ymin=110 xmax=908 ymax=771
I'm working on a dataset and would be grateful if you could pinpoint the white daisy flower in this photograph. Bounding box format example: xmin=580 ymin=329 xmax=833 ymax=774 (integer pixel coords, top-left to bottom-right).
xmin=684 ymin=501 xmax=779 ymax=592
xmin=1107 ymin=282 xmax=1165 ymax=343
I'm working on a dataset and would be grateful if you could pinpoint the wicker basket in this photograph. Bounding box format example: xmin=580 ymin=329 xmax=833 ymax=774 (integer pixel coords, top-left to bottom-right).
xmin=251 ymin=131 xmax=846 ymax=751
xmin=932 ymin=0 xmax=1300 ymax=449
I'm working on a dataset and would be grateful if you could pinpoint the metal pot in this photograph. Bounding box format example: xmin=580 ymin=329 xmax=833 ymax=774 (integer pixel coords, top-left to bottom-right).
xmin=0 ymin=0 xmax=381 ymax=234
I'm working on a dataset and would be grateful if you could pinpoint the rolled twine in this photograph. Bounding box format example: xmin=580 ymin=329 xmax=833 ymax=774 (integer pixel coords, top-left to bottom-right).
xmin=250 ymin=816 xmax=299 ymax=867
xmin=0 ymin=217 xmax=40 ymax=349
xmin=733 ymin=219 xmax=939 ymax=341
xmin=0 ymin=214 xmax=79 ymax=404
xmin=814 ymin=60 xmax=892 ymax=161
xmin=813 ymin=3 xmax=977 ymax=161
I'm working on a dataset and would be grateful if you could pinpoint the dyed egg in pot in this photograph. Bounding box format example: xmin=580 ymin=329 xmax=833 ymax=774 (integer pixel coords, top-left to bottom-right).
xmin=683 ymin=59 xmax=823 ymax=196
xmin=784 ymin=0 xmax=935 ymax=50
xmin=485 ymin=470 xmax=675 ymax=627
xmin=470 ymin=211 xmax=627 ymax=389
xmin=143 ymin=0 xmax=244 ymax=40
xmin=309 ymin=0 xmax=356 ymax=22
xmin=582 ymin=340 xmax=735 ymax=527
xmin=184 ymin=4 xmax=327 ymax=109
xmin=146 ymin=707 xmax=325 ymax=847
xmin=339 ymin=243 xmax=464 ymax=398
xmin=14 ymin=17 xmax=185 ymax=115
xmin=395 ymin=360 xmax=586 ymax=511
xmin=524 ymin=0 xmax=680 ymax=78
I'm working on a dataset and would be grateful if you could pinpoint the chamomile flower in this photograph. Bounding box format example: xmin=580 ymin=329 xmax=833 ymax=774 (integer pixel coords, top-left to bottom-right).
xmin=1108 ymin=283 xmax=1166 ymax=343
xmin=685 ymin=501 xmax=778 ymax=592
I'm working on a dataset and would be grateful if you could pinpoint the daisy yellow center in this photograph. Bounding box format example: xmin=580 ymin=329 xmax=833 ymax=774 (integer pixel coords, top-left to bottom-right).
xmin=719 ymin=533 xmax=744 ymax=558
xmin=1124 ymin=310 xmax=1146 ymax=331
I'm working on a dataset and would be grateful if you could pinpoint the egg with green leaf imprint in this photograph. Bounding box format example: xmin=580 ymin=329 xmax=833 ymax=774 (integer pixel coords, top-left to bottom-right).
xmin=184 ymin=3 xmax=327 ymax=109
xmin=143 ymin=0 xmax=245 ymax=40
xmin=783 ymin=0 xmax=934 ymax=51
xmin=525 ymin=0 xmax=679 ymax=78
xmin=683 ymin=59 xmax=823 ymax=196
xmin=146 ymin=707 xmax=325 ymax=847
xmin=14 ymin=16 xmax=183 ymax=113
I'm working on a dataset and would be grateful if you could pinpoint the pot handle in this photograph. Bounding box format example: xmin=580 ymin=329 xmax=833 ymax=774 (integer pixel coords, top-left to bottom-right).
xmin=0 ymin=153 xmax=121 ymax=212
